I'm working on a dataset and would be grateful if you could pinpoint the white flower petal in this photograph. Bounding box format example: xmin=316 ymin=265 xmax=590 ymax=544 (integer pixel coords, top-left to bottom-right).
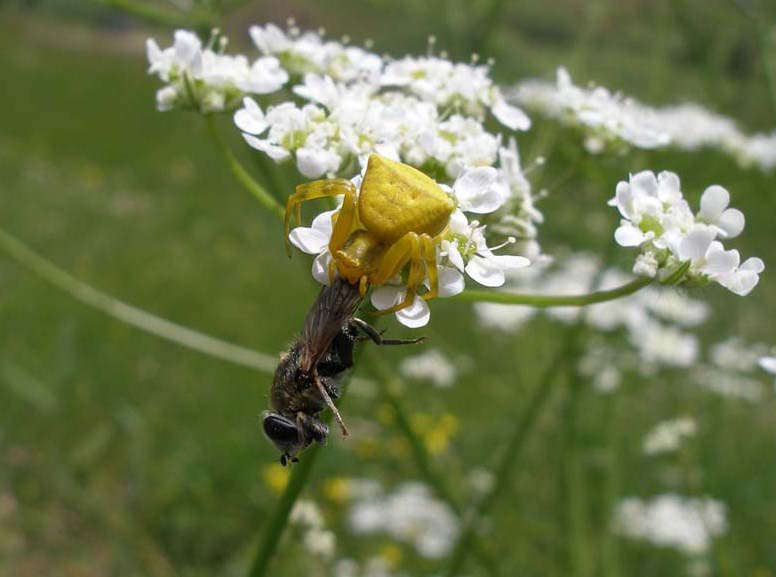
xmin=486 ymin=254 xmax=531 ymax=270
xmin=718 ymin=269 xmax=760 ymax=296
xmin=630 ymin=171 xmax=658 ymax=197
xmin=717 ymin=208 xmax=745 ymax=238
xmin=699 ymin=185 xmax=730 ymax=221
xmin=370 ymin=285 xmax=402 ymax=311
xmin=677 ymin=228 xmax=715 ymax=262
xmin=437 ymin=266 xmax=465 ymax=297
xmin=289 ymin=226 xmax=330 ymax=255
xmin=759 ymin=356 xmax=776 ymax=375
xmin=703 ymin=247 xmax=740 ymax=276
xmin=466 ymin=255 xmax=506 ymax=287
xmin=739 ymin=257 xmax=765 ymax=273
xmin=234 ymin=97 xmax=268 ymax=135
xmin=614 ymin=223 xmax=647 ymax=247
xmin=243 ymin=135 xmax=291 ymax=161
xmin=311 ymin=252 xmax=332 ymax=286
xmin=446 ymin=242 xmax=465 ymax=272
xmin=296 ymin=147 xmax=340 ymax=179
xmin=491 ymin=98 xmax=531 ymax=131
xmin=395 ymin=296 xmax=431 ymax=328
xmin=453 ymin=167 xmax=506 ymax=214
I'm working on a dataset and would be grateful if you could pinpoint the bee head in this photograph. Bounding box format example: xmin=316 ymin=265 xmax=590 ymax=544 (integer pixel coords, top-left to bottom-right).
xmin=262 ymin=411 xmax=329 ymax=466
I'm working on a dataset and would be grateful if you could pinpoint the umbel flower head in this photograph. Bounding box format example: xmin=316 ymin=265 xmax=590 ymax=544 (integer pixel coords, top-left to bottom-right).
xmin=609 ymin=170 xmax=764 ymax=296
xmin=289 ymin=156 xmax=530 ymax=328
xmin=146 ymin=29 xmax=288 ymax=112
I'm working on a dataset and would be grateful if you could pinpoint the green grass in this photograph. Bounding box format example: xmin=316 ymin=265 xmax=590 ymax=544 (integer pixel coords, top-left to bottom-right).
xmin=1 ymin=3 xmax=775 ymax=576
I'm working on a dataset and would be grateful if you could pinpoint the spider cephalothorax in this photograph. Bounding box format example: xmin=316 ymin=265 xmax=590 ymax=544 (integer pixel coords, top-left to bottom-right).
xmin=285 ymin=154 xmax=455 ymax=314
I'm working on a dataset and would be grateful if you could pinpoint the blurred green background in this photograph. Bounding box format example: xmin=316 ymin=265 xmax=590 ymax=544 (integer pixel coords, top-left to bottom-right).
xmin=1 ymin=1 xmax=775 ymax=576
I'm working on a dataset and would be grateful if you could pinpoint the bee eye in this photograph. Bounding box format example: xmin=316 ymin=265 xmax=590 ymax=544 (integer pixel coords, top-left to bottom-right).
xmin=263 ymin=413 xmax=300 ymax=444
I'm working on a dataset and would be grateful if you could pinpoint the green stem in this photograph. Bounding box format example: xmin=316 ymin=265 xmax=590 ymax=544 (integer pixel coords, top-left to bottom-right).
xmin=247 ymin=443 xmax=323 ymax=577
xmin=444 ymin=324 xmax=582 ymax=576
xmin=601 ymin=393 xmax=622 ymax=577
xmin=206 ymin=116 xmax=285 ymax=221
xmin=562 ymin=334 xmax=592 ymax=577
xmin=373 ymin=365 xmax=501 ymax=576
xmin=452 ymin=276 xmax=652 ymax=307
xmin=247 ymin=364 xmax=359 ymax=577
xmin=0 ymin=226 xmax=276 ymax=373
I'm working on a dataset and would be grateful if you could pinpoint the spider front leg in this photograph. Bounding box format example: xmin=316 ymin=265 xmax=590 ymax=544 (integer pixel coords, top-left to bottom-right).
xmin=420 ymin=234 xmax=439 ymax=302
xmin=284 ymin=179 xmax=355 ymax=256
xmin=370 ymin=232 xmax=427 ymax=315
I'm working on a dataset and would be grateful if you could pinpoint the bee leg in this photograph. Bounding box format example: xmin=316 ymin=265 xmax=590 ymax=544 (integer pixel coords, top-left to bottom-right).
xmin=291 ymin=457 xmax=299 ymax=463
xmin=312 ymin=372 xmax=349 ymax=438
xmin=280 ymin=453 xmax=288 ymax=467
xmin=351 ymin=317 xmax=425 ymax=346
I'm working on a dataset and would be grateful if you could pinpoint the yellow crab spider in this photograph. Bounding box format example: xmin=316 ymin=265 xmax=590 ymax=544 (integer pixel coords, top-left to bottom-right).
xmin=285 ymin=154 xmax=456 ymax=314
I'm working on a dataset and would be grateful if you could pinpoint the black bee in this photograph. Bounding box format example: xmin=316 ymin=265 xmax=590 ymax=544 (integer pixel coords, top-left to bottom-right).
xmin=263 ymin=278 xmax=422 ymax=466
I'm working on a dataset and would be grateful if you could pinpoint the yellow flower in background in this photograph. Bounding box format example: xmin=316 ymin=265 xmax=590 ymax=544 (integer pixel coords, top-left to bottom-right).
xmin=322 ymin=477 xmax=351 ymax=505
xmin=379 ymin=543 xmax=403 ymax=569
xmin=262 ymin=464 xmax=290 ymax=494
xmin=410 ymin=412 xmax=459 ymax=455
xmin=376 ymin=403 xmax=396 ymax=425
xmin=355 ymin=436 xmax=379 ymax=459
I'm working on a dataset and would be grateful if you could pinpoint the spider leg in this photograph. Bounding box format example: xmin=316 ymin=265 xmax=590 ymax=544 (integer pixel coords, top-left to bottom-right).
xmin=374 ymin=234 xmax=427 ymax=315
xmin=420 ymin=234 xmax=439 ymax=302
xmin=370 ymin=232 xmax=420 ymax=287
xmin=284 ymin=179 xmax=355 ymax=257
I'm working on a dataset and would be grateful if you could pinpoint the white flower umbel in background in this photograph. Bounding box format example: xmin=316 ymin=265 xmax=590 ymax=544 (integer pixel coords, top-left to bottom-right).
xmin=289 ymin=163 xmax=531 ymax=328
xmin=473 ymin=252 xmax=710 ymax=375
xmin=643 ymin=417 xmax=698 ymax=456
xmin=381 ymin=55 xmax=530 ymax=131
xmin=610 ymin=170 xmax=764 ymax=296
xmin=399 ymin=349 xmax=458 ymax=388
xmin=614 ymin=495 xmax=728 ymax=555
xmin=290 ymin=499 xmax=336 ymax=560
xmin=511 ymin=67 xmax=669 ymax=154
xmin=512 ymin=70 xmax=776 ymax=172
xmin=250 ymin=22 xmax=383 ymax=82
xmin=348 ymin=482 xmax=459 ymax=559
xmin=759 ymin=355 xmax=776 ymax=388
xmin=146 ymin=30 xmax=288 ymax=112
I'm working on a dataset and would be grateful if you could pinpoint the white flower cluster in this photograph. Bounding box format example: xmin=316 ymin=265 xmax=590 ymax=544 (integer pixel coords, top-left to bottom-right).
xmin=146 ymin=30 xmax=287 ymax=112
xmin=689 ymin=337 xmax=771 ymax=401
xmin=475 ymin=253 xmax=708 ymax=374
xmin=348 ymin=481 xmax=459 ymax=559
xmin=614 ymin=494 xmax=727 ymax=555
xmin=642 ymin=416 xmax=698 ymax=456
xmin=398 ymin=349 xmax=458 ymax=388
xmin=610 ymin=171 xmax=764 ymax=296
xmin=290 ymin=164 xmax=531 ymax=327
xmin=760 ymin=355 xmax=776 ymax=388
xmin=334 ymin=557 xmax=400 ymax=577
xmin=513 ymin=70 xmax=776 ymax=171
xmin=512 ymin=68 xmax=670 ymax=153
xmin=235 ymin=28 xmax=531 ymax=181
xmin=290 ymin=499 xmax=336 ymax=559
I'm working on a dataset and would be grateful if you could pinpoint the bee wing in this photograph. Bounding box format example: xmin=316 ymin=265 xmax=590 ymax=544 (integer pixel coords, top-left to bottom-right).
xmin=300 ymin=279 xmax=363 ymax=372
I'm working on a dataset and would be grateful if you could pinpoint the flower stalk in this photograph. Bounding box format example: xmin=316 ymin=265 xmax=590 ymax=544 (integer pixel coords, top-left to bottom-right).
xmin=372 ymin=360 xmax=502 ymax=576
xmin=206 ymin=115 xmax=285 ymax=220
xmin=0 ymin=226 xmax=276 ymax=373
xmin=444 ymin=323 xmax=584 ymax=576
xmin=452 ymin=276 xmax=652 ymax=307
